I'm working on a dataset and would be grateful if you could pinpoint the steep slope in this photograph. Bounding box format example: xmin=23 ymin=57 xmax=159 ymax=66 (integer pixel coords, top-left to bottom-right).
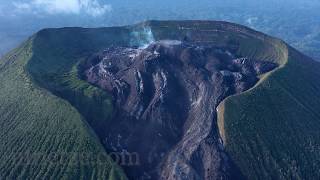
xmin=218 ymin=47 xmax=320 ymax=179
xmin=0 ymin=33 xmax=127 ymax=179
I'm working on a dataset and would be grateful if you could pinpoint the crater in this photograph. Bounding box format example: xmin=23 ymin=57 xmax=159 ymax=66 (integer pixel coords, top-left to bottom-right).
xmin=79 ymin=40 xmax=278 ymax=179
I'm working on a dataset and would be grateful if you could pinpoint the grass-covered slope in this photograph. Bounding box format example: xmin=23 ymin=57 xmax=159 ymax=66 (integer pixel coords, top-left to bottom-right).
xmin=0 ymin=30 xmax=128 ymax=179
xmin=218 ymin=37 xmax=320 ymax=179
xmin=27 ymin=27 xmax=130 ymax=136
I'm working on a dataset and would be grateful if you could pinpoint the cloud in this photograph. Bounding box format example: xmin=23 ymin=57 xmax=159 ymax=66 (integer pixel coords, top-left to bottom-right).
xmin=12 ymin=2 xmax=32 ymax=11
xmin=13 ymin=0 xmax=111 ymax=17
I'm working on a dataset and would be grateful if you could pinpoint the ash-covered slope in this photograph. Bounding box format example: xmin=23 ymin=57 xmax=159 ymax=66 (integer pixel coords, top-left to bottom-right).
xmin=79 ymin=40 xmax=277 ymax=179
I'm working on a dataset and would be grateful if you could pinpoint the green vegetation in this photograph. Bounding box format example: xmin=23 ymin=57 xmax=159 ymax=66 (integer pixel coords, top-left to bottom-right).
xmin=0 ymin=28 xmax=128 ymax=179
xmin=218 ymin=35 xmax=320 ymax=179
xmin=27 ymin=27 xmax=129 ymax=132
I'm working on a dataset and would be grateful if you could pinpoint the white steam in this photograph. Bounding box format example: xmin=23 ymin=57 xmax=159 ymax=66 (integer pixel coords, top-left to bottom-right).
xmin=130 ymin=27 xmax=155 ymax=49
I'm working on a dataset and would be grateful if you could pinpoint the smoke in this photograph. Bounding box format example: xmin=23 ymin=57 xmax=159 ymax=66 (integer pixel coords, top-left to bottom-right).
xmin=130 ymin=26 xmax=155 ymax=48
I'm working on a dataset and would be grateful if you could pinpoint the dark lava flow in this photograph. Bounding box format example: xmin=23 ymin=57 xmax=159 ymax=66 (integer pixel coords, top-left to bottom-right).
xmin=79 ymin=40 xmax=277 ymax=180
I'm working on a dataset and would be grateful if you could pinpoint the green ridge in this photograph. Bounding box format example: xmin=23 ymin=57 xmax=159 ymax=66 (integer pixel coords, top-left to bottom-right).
xmin=0 ymin=30 xmax=127 ymax=179
xmin=218 ymin=40 xmax=320 ymax=179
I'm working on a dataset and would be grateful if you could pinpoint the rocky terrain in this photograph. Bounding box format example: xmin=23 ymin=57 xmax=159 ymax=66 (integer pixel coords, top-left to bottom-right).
xmin=79 ymin=40 xmax=277 ymax=179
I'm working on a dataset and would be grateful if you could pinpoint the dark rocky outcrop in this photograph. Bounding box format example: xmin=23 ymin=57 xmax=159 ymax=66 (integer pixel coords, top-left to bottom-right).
xmin=79 ymin=40 xmax=277 ymax=180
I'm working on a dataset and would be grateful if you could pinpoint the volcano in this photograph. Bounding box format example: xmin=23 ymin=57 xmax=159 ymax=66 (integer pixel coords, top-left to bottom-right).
xmin=1 ymin=21 xmax=320 ymax=180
